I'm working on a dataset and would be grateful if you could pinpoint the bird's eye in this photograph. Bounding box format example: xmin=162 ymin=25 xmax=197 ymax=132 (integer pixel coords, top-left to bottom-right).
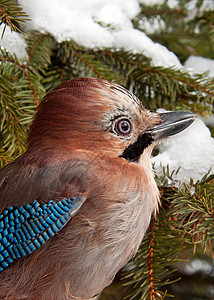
xmin=115 ymin=119 xmax=132 ymax=135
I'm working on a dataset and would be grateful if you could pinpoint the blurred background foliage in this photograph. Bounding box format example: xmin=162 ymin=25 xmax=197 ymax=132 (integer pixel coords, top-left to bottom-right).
xmin=0 ymin=0 xmax=214 ymax=299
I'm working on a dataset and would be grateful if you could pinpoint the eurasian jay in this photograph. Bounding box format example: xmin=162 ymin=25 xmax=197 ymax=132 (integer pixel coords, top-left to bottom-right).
xmin=0 ymin=77 xmax=195 ymax=300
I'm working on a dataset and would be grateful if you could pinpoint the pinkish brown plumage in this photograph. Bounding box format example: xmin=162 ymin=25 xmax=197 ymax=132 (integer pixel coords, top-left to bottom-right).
xmin=0 ymin=78 xmax=195 ymax=299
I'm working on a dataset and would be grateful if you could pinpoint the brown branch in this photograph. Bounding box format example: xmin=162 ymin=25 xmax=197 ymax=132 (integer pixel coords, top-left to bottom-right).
xmin=100 ymin=50 xmax=214 ymax=97
xmin=209 ymin=239 xmax=214 ymax=259
xmin=24 ymin=69 xmax=39 ymax=107
xmin=0 ymin=91 xmax=25 ymax=153
xmin=148 ymin=218 xmax=156 ymax=300
xmin=27 ymin=33 xmax=46 ymax=66
xmin=0 ymin=56 xmax=25 ymax=69
xmin=0 ymin=56 xmax=39 ymax=107
xmin=60 ymin=67 xmax=65 ymax=83
xmin=0 ymin=6 xmax=11 ymax=24
xmin=0 ymin=155 xmax=12 ymax=164
xmin=139 ymin=7 xmax=185 ymax=17
xmin=0 ymin=89 xmax=23 ymax=129
xmin=0 ymin=6 xmax=22 ymax=38
xmin=72 ymin=50 xmax=104 ymax=79
xmin=143 ymin=67 xmax=214 ymax=97
xmin=9 ymin=117 xmax=23 ymax=154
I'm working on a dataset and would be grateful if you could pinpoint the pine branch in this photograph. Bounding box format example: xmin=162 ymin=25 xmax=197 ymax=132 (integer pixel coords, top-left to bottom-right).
xmin=133 ymin=1 xmax=214 ymax=62
xmin=42 ymin=66 xmax=64 ymax=93
xmin=122 ymin=167 xmax=214 ymax=299
xmin=49 ymin=41 xmax=214 ymax=115
xmin=25 ymin=31 xmax=53 ymax=72
xmin=54 ymin=41 xmax=125 ymax=84
xmin=128 ymin=66 xmax=214 ymax=114
xmin=0 ymin=45 xmax=46 ymax=167
xmin=170 ymin=173 xmax=214 ymax=253
xmin=0 ymin=150 xmax=14 ymax=169
xmin=0 ymin=75 xmax=27 ymax=162
xmin=123 ymin=209 xmax=186 ymax=300
xmin=0 ymin=47 xmax=25 ymax=73
xmin=0 ymin=0 xmax=30 ymax=38
xmin=0 ymin=32 xmax=48 ymax=107
xmin=0 ymin=2 xmax=213 ymax=297
xmin=23 ymin=68 xmax=39 ymax=107
xmin=87 ymin=49 xmax=214 ymax=114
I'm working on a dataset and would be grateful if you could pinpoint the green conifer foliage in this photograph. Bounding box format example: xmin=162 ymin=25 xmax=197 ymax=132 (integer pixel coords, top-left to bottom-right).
xmin=0 ymin=1 xmax=214 ymax=299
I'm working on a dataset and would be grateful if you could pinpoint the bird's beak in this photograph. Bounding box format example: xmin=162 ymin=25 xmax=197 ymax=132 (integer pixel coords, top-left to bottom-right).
xmin=145 ymin=111 xmax=195 ymax=140
xmin=120 ymin=111 xmax=195 ymax=162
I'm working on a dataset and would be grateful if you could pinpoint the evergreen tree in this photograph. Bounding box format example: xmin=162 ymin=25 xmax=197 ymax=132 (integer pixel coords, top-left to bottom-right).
xmin=0 ymin=1 xmax=214 ymax=299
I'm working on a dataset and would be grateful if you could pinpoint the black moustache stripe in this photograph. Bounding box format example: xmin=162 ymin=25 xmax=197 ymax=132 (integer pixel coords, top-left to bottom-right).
xmin=120 ymin=133 xmax=154 ymax=162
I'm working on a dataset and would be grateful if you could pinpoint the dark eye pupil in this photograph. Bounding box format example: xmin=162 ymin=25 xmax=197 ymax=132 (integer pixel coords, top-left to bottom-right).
xmin=117 ymin=119 xmax=131 ymax=134
xmin=120 ymin=122 xmax=129 ymax=132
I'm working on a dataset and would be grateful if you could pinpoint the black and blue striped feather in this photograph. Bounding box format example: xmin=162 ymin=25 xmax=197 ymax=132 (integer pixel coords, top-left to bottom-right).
xmin=0 ymin=196 xmax=85 ymax=272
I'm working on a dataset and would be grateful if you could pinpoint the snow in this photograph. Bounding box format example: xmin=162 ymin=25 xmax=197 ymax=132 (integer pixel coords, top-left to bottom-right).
xmin=0 ymin=26 xmax=27 ymax=60
xmin=153 ymin=111 xmax=214 ymax=183
xmin=153 ymin=54 xmax=214 ymax=182
xmin=140 ymin=0 xmax=178 ymax=8
xmin=184 ymin=55 xmax=214 ymax=128
xmin=140 ymin=17 xmax=166 ymax=35
xmin=0 ymin=0 xmax=213 ymax=182
xmin=140 ymin=0 xmax=164 ymax=5
xmin=184 ymin=55 xmax=214 ymax=78
xmin=186 ymin=258 xmax=214 ymax=276
xmin=186 ymin=0 xmax=214 ymax=14
xmin=17 ymin=0 xmax=181 ymax=68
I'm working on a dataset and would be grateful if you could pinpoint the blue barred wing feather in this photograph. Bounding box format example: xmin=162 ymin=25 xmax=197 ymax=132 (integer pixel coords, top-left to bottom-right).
xmin=0 ymin=197 xmax=85 ymax=271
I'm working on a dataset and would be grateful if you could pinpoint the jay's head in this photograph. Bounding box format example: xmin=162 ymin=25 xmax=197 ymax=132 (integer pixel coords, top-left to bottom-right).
xmin=28 ymin=77 xmax=195 ymax=162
